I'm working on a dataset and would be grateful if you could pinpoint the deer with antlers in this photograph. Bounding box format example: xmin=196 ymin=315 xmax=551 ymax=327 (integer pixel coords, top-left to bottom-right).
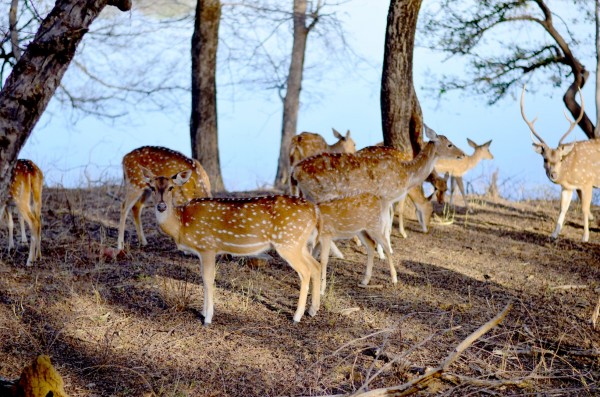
xmin=289 ymin=129 xmax=356 ymax=195
xmin=521 ymin=85 xmax=600 ymax=242
xmin=141 ymin=168 xmax=321 ymax=324
xmin=117 ymin=146 xmax=211 ymax=250
xmin=2 ymin=160 xmax=43 ymax=266
xmin=434 ymin=138 xmax=494 ymax=210
xmin=317 ymin=193 xmax=395 ymax=293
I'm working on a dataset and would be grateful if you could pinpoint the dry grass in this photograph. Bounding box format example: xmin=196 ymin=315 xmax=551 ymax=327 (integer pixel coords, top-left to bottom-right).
xmin=0 ymin=186 xmax=599 ymax=396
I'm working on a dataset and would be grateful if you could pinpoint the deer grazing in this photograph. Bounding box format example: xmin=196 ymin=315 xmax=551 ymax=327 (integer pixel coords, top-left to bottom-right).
xmin=521 ymin=85 xmax=600 ymax=242
xmin=291 ymin=128 xmax=465 ymax=220
xmin=2 ymin=160 xmax=43 ymax=266
xmin=289 ymin=129 xmax=356 ymax=195
xmin=317 ymin=193 xmax=395 ymax=293
xmin=117 ymin=146 xmax=211 ymax=250
xmin=141 ymin=168 xmax=321 ymax=324
xmin=434 ymin=138 xmax=494 ymax=210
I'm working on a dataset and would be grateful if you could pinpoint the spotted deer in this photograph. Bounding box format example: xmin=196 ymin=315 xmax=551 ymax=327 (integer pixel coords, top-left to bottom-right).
xmin=141 ymin=168 xmax=321 ymax=324
xmin=356 ymin=145 xmax=436 ymax=238
xmin=521 ymin=85 xmax=600 ymax=242
xmin=289 ymin=129 xmax=356 ymax=195
xmin=434 ymin=139 xmax=494 ymax=210
xmin=317 ymin=193 xmax=395 ymax=293
xmin=117 ymin=146 xmax=211 ymax=250
xmin=374 ymin=141 xmax=449 ymax=204
xmin=2 ymin=160 xmax=43 ymax=266
xmin=291 ymin=128 xmax=465 ymax=230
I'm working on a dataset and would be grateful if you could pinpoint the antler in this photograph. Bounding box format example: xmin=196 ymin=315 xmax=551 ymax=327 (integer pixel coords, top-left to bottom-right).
xmin=520 ymin=84 xmax=547 ymax=146
xmin=558 ymin=86 xmax=585 ymax=145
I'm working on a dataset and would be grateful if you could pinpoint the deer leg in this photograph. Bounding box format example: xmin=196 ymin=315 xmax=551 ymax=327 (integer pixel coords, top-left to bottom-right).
xmin=14 ymin=199 xmax=36 ymax=266
xmin=552 ymin=189 xmax=573 ymax=240
xmin=117 ymin=188 xmax=144 ymax=250
xmin=18 ymin=212 xmax=26 ymax=244
xmin=577 ymin=189 xmax=594 ymax=221
xmin=329 ymin=241 xmax=345 ymax=259
xmin=580 ymin=187 xmax=593 ymax=243
xmin=396 ymin=198 xmax=407 ymax=238
xmin=319 ymin=236 xmax=332 ymax=295
xmin=356 ymin=232 xmax=376 ymax=286
xmin=131 ymin=189 xmax=151 ymax=246
xmin=449 ymin=177 xmax=457 ymax=206
xmin=456 ymin=177 xmax=469 ymax=210
xmin=199 ymin=251 xmax=217 ymax=325
xmin=277 ymin=247 xmax=312 ymax=323
xmin=32 ymin=182 xmax=42 ymax=258
xmin=6 ymin=208 xmax=15 ymax=250
xmin=302 ymin=246 xmax=321 ymax=316
xmin=368 ymin=229 xmax=397 ymax=285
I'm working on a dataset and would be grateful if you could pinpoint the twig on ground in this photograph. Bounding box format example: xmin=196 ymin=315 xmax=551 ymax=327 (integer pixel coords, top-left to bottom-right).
xmin=549 ymin=284 xmax=588 ymax=291
xmin=592 ymin=295 xmax=600 ymax=330
xmin=350 ymin=302 xmax=513 ymax=397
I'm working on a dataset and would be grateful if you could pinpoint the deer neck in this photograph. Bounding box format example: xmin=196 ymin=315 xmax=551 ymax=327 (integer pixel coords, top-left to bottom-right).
xmin=155 ymin=203 xmax=183 ymax=242
xmin=401 ymin=142 xmax=438 ymax=189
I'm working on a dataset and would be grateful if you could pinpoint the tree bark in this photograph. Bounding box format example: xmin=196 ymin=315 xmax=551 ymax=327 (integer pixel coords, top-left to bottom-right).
xmin=9 ymin=0 xmax=21 ymax=61
xmin=381 ymin=0 xmax=423 ymax=157
xmin=191 ymin=0 xmax=224 ymax=192
xmin=531 ymin=0 xmax=595 ymax=139
xmin=273 ymin=0 xmax=310 ymax=191
xmin=0 ymin=0 xmax=131 ymax=212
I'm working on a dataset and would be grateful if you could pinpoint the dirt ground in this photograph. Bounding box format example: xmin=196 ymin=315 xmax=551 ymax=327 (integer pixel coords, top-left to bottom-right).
xmin=0 ymin=185 xmax=599 ymax=396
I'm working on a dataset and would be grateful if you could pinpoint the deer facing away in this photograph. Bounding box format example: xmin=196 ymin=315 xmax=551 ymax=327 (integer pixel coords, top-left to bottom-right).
xmin=2 ymin=159 xmax=43 ymax=266
xmin=141 ymin=168 xmax=321 ymax=324
xmin=291 ymin=127 xmax=465 ymax=216
xmin=521 ymin=85 xmax=599 ymax=242
xmin=118 ymin=146 xmax=211 ymax=250
xmin=434 ymin=138 xmax=494 ymax=210
xmin=317 ymin=193 xmax=395 ymax=294
xmin=289 ymin=129 xmax=356 ymax=195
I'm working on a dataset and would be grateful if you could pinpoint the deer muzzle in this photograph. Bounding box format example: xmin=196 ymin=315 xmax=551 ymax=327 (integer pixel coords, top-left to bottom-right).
xmin=157 ymin=202 xmax=167 ymax=212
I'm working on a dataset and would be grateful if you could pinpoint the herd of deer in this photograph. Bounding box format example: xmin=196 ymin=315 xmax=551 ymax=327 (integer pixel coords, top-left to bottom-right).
xmin=2 ymin=88 xmax=599 ymax=324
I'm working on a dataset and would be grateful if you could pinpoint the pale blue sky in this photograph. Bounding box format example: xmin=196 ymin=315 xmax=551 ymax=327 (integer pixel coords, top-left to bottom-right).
xmin=18 ymin=0 xmax=597 ymax=199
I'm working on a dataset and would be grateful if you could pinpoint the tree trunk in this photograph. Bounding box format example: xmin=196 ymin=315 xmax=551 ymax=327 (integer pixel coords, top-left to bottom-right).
xmin=273 ymin=0 xmax=310 ymax=191
xmin=532 ymin=0 xmax=595 ymax=138
xmin=0 ymin=0 xmax=131 ymax=211
xmin=595 ymin=0 xmax=600 ymax=138
xmin=381 ymin=0 xmax=423 ymax=157
xmin=191 ymin=0 xmax=224 ymax=192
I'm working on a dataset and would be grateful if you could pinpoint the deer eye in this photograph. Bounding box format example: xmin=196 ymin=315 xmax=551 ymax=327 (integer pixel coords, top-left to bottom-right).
xmin=148 ymin=185 xmax=156 ymax=192
xmin=447 ymin=143 xmax=453 ymax=148
xmin=168 ymin=186 xmax=174 ymax=192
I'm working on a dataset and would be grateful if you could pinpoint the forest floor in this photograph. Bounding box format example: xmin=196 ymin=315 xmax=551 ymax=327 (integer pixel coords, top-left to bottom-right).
xmin=0 ymin=185 xmax=599 ymax=396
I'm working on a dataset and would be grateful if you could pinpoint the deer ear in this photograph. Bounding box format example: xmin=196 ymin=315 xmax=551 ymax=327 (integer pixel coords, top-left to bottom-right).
xmin=561 ymin=143 xmax=575 ymax=157
xmin=532 ymin=143 xmax=544 ymax=154
xmin=172 ymin=170 xmax=192 ymax=186
xmin=424 ymin=125 xmax=438 ymax=141
xmin=345 ymin=129 xmax=351 ymax=139
xmin=140 ymin=166 xmax=154 ymax=183
xmin=332 ymin=128 xmax=342 ymax=139
xmin=467 ymin=138 xmax=477 ymax=148
xmin=483 ymin=139 xmax=492 ymax=147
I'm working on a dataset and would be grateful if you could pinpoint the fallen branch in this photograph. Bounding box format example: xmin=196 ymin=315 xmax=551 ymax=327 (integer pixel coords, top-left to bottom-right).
xmin=592 ymin=295 xmax=600 ymax=330
xmin=440 ymin=373 xmax=531 ymax=389
xmin=494 ymin=346 xmax=600 ymax=358
xmin=549 ymin=284 xmax=588 ymax=291
xmin=351 ymin=302 xmax=513 ymax=397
